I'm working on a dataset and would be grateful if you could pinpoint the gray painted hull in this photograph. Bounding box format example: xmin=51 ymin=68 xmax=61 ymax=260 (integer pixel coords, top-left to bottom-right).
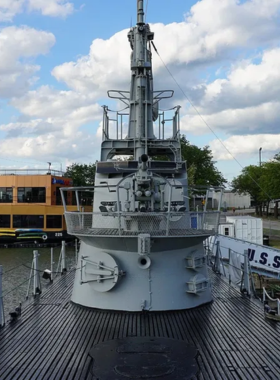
xmin=72 ymin=236 xmax=212 ymax=311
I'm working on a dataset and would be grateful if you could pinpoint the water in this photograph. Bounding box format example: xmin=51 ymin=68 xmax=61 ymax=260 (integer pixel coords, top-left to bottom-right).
xmin=0 ymin=245 xmax=76 ymax=321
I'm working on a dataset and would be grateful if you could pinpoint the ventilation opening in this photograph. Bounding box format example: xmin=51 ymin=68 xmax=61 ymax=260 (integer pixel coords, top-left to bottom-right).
xmin=138 ymin=255 xmax=151 ymax=269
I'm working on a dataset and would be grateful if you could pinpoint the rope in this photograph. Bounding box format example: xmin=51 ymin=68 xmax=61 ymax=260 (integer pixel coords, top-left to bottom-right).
xmin=1 ymin=275 xmax=36 ymax=298
xmin=263 ymin=287 xmax=280 ymax=302
xmin=1 ymin=245 xmax=66 ymax=277
xmin=21 ymin=264 xmax=78 ymax=274
xmin=1 ymin=266 xmax=79 ymax=300
xmin=151 ymin=44 xmax=273 ymax=200
xmin=2 ymin=263 xmax=25 ymax=276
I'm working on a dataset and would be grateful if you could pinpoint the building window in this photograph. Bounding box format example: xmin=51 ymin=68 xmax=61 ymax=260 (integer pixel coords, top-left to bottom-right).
xmin=0 ymin=187 xmax=13 ymax=203
xmin=46 ymin=215 xmax=62 ymax=229
xmin=13 ymin=215 xmax=44 ymax=228
xmin=56 ymin=188 xmax=62 ymax=205
xmin=72 ymin=191 xmax=93 ymax=206
xmin=17 ymin=187 xmax=46 ymax=203
xmin=225 ymin=227 xmax=229 ymax=236
xmin=0 ymin=215 xmax=10 ymax=228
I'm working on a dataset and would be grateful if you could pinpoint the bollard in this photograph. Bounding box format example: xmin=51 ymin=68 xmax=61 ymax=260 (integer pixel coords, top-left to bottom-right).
xmin=0 ymin=265 xmax=4 ymax=327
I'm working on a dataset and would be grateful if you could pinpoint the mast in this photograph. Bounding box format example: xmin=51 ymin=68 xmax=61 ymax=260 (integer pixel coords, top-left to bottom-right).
xmin=127 ymin=0 xmax=155 ymax=160
xmin=101 ymin=0 xmax=181 ymax=162
xmin=137 ymin=0 xmax=144 ymax=24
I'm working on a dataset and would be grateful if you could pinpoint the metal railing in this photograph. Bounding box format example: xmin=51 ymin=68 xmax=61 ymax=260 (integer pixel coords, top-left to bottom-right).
xmin=263 ymin=287 xmax=280 ymax=316
xmin=0 ymin=240 xmax=79 ymax=327
xmin=0 ymin=169 xmax=65 ymax=176
xmin=64 ymin=211 xmax=220 ymax=237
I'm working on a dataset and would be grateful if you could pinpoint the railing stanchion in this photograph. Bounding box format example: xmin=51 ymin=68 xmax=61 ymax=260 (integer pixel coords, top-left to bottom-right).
xmin=61 ymin=241 xmax=66 ymax=273
xmin=51 ymin=247 xmax=54 ymax=282
xmin=75 ymin=239 xmax=78 ymax=264
xmin=0 ymin=265 xmax=4 ymax=327
xmin=240 ymin=250 xmax=250 ymax=297
xmin=33 ymin=250 xmax=41 ymax=297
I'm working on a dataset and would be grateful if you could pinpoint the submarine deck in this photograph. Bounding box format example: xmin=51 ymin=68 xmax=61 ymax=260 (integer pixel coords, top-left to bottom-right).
xmin=1 ymin=269 xmax=280 ymax=380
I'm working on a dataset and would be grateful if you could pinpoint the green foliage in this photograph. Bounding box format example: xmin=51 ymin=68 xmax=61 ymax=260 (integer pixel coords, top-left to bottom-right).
xmin=180 ymin=135 xmax=227 ymax=187
xmin=65 ymin=163 xmax=96 ymax=186
xmin=231 ymin=165 xmax=265 ymax=202
xmin=261 ymin=161 xmax=280 ymax=200
xmin=231 ymin=153 xmax=280 ymax=216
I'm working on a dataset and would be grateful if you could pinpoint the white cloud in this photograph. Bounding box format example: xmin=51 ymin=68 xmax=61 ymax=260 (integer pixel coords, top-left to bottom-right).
xmin=198 ymin=48 xmax=280 ymax=114
xmin=0 ymin=86 xmax=103 ymax=161
xmin=52 ymin=29 xmax=131 ymax=97
xmin=0 ymin=26 xmax=55 ymax=98
xmin=11 ymin=85 xmax=100 ymax=119
xmin=3 ymin=0 xmax=280 ymax=168
xmin=0 ymin=119 xmax=59 ymax=137
xmin=27 ymin=0 xmax=74 ymax=18
xmin=0 ymin=0 xmax=74 ymax=21
xmin=181 ymin=101 xmax=280 ymax=136
xmin=0 ymin=132 xmax=99 ymax=161
xmin=209 ymin=134 xmax=280 ymax=160
xmin=0 ymin=0 xmax=24 ymax=22
xmin=52 ymin=0 xmax=280 ymax=98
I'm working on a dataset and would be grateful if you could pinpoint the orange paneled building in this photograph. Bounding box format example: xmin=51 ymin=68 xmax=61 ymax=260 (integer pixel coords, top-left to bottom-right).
xmin=0 ymin=170 xmax=77 ymax=244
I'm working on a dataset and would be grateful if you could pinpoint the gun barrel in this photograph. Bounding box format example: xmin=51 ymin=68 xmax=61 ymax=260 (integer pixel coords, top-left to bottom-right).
xmin=137 ymin=0 xmax=144 ymax=24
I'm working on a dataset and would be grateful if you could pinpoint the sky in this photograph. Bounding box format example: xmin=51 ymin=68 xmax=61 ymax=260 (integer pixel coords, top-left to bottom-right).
xmin=1 ymin=0 xmax=280 ymax=183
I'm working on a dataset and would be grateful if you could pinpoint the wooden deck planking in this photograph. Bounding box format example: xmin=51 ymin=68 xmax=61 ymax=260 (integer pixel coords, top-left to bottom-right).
xmin=0 ymin=269 xmax=280 ymax=379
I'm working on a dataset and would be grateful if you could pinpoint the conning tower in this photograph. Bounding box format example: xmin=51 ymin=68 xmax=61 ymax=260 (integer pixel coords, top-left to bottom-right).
xmin=61 ymin=0 xmax=220 ymax=312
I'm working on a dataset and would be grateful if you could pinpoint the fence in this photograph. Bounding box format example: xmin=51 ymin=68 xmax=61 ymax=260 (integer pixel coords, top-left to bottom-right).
xmin=64 ymin=211 xmax=220 ymax=238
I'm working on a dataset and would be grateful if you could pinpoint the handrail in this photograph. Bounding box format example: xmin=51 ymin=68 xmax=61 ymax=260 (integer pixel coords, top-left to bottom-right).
xmin=0 ymin=240 xmax=79 ymax=327
xmin=263 ymin=287 xmax=280 ymax=315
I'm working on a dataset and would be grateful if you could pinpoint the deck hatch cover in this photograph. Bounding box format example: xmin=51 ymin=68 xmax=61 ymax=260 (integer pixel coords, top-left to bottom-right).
xmin=88 ymin=337 xmax=198 ymax=379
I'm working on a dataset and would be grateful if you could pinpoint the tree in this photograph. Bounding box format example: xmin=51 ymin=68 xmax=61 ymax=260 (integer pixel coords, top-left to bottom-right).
xmin=260 ymin=158 xmax=280 ymax=217
xmin=65 ymin=163 xmax=96 ymax=186
xmin=231 ymin=165 xmax=267 ymax=216
xmin=180 ymin=135 xmax=227 ymax=187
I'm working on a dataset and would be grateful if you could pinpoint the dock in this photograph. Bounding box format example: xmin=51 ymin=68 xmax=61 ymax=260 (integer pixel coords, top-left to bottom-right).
xmin=1 ymin=269 xmax=280 ymax=379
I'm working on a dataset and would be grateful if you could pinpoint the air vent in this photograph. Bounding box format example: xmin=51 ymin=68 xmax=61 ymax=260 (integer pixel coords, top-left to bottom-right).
xmin=138 ymin=234 xmax=151 ymax=255
xmin=186 ymin=275 xmax=209 ymax=294
xmin=185 ymin=255 xmax=206 ymax=270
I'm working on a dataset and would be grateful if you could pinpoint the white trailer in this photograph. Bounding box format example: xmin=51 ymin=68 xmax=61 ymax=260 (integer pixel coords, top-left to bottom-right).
xmin=225 ymin=216 xmax=263 ymax=245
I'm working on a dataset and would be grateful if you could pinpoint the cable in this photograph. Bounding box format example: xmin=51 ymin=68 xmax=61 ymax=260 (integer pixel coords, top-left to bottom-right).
xmin=145 ymin=0 xmax=149 ymax=23
xmin=107 ymin=106 xmax=129 ymax=113
xmin=2 ymin=263 xmax=24 ymax=276
xmin=2 ymin=275 xmax=36 ymax=298
xmin=151 ymin=43 xmax=273 ymax=200
xmin=21 ymin=264 xmax=79 ymax=274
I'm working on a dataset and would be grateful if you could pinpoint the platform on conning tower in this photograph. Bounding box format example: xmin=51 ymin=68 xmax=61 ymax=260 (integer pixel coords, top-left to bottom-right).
xmin=0 ymin=269 xmax=280 ymax=380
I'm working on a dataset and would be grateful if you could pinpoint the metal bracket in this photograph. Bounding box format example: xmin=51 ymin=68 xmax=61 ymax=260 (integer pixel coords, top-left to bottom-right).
xmin=81 ymin=257 xmax=119 ymax=284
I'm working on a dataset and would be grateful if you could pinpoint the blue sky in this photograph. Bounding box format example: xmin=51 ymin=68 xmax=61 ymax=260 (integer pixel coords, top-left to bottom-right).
xmin=1 ymin=0 xmax=280 ymax=183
